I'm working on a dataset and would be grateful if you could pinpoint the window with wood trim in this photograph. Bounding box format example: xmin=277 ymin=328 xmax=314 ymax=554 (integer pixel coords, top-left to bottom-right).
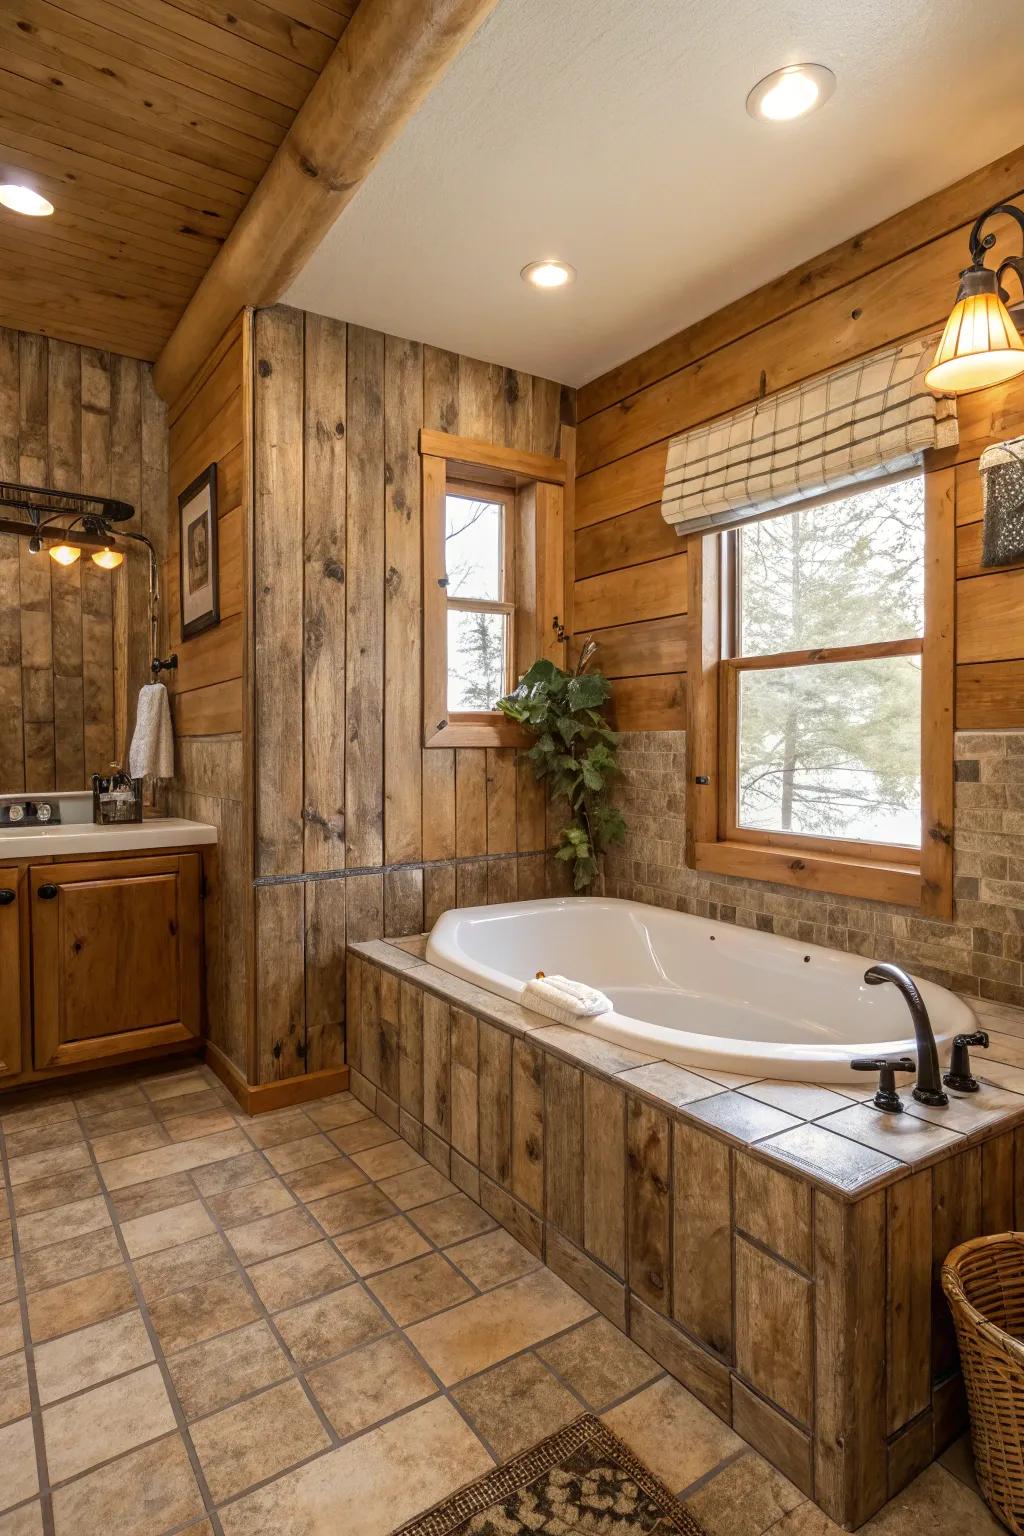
xmin=421 ymin=429 xmax=567 ymax=749
xmin=444 ymin=481 xmax=516 ymax=715
xmin=687 ymin=468 xmax=955 ymax=915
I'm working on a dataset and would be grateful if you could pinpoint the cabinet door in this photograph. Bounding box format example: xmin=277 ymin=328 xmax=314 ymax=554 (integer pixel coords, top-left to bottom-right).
xmin=0 ymin=867 xmax=25 ymax=1080
xmin=32 ymin=853 xmax=202 ymax=1071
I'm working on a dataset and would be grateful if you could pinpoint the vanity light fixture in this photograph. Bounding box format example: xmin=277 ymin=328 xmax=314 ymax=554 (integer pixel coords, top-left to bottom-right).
xmin=0 ymin=183 xmax=54 ymax=217
xmin=746 ymin=64 xmax=836 ymax=123
xmin=90 ymin=546 xmax=124 ymax=570
xmin=521 ymin=259 xmax=576 ymax=290
xmin=925 ymin=200 xmax=1024 ymax=395
xmin=48 ymin=542 xmax=81 ymax=566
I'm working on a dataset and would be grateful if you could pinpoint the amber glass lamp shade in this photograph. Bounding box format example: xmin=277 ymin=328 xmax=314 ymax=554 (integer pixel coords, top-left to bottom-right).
xmin=925 ymin=266 xmax=1024 ymax=394
xmin=48 ymin=542 xmax=81 ymax=566
xmin=91 ymin=546 xmax=124 ymax=570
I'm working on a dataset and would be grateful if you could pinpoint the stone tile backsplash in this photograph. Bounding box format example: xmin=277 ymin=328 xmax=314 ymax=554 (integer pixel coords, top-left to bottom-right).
xmin=602 ymin=730 xmax=1024 ymax=1009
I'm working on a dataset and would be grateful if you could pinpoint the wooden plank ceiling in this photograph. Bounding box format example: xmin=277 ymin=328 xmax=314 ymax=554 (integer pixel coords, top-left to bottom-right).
xmin=0 ymin=0 xmax=357 ymax=361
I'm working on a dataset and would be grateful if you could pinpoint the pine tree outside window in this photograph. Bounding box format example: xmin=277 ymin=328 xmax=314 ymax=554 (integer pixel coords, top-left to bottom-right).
xmin=444 ymin=482 xmax=515 ymax=716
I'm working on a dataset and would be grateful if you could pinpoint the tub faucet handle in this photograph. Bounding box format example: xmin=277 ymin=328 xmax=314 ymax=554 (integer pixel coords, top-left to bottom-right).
xmin=851 ymin=1054 xmax=916 ymax=1114
xmin=943 ymin=1031 xmax=990 ymax=1094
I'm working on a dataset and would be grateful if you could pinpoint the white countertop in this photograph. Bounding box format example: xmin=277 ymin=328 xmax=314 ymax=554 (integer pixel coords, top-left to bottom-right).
xmin=0 ymin=817 xmax=217 ymax=860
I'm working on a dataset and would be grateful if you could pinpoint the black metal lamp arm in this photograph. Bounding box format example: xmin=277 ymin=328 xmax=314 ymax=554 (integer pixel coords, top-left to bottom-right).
xmin=968 ymin=203 xmax=1024 ymax=308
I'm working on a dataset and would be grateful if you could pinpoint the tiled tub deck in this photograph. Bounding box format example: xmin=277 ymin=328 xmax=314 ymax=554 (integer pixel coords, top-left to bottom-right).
xmin=349 ymin=936 xmax=1024 ymax=1532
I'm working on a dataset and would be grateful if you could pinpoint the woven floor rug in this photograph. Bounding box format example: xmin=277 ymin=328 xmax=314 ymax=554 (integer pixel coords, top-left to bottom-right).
xmin=393 ymin=1413 xmax=707 ymax=1536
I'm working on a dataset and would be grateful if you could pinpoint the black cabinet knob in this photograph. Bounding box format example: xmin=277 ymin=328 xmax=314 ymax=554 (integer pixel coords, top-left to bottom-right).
xmin=37 ymin=883 xmax=59 ymax=900
xmin=0 ymin=888 xmax=14 ymax=906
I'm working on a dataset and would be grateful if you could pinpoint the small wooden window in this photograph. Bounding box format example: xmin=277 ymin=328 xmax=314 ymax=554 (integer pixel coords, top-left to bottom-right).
xmin=687 ymin=468 xmax=954 ymax=915
xmin=444 ymin=480 xmax=517 ymax=718
xmin=421 ymin=430 xmax=567 ymax=749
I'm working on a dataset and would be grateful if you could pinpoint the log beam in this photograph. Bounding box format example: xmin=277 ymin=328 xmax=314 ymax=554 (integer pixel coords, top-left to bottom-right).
xmin=153 ymin=0 xmax=499 ymax=403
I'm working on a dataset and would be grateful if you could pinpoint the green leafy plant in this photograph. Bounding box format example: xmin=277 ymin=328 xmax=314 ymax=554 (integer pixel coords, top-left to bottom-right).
xmin=497 ymin=640 xmax=625 ymax=890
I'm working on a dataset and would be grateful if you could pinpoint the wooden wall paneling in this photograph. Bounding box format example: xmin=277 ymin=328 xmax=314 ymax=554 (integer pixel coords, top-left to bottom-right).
xmin=255 ymin=879 xmax=305 ymax=1080
xmin=625 ymin=1096 xmax=671 ymax=1315
xmin=303 ymin=312 xmax=347 ymax=873
xmin=18 ymin=331 xmax=55 ymax=786
xmin=0 ymin=329 xmax=24 ymax=792
xmin=477 ymin=1019 xmax=512 ymax=1187
xmin=345 ymin=326 xmax=385 ymax=869
xmin=574 ymin=552 xmax=687 ymax=633
xmin=80 ymin=348 xmax=115 ymax=778
xmin=110 ymin=354 xmax=146 ymax=768
xmin=253 ymin=306 xmax=304 ymax=877
xmin=582 ymin=1073 xmax=625 ymax=1276
xmin=931 ymin=1147 xmax=982 ymax=1386
xmin=544 ymin=1056 xmax=584 ymax=1244
xmin=511 ymin=1036 xmax=544 ymax=1213
xmin=455 ymin=748 xmax=487 ymax=858
xmin=345 ymin=953 xmax=363 ymax=1077
xmin=886 ymin=1170 xmax=933 ymax=1436
xmin=421 ymin=347 xmax=458 ymax=861
xmin=981 ymin=1130 xmax=1016 ymax=1233
xmin=422 ymin=992 xmax=451 ymax=1141
xmin=399 ymin=980 xmax=424 ymax=1121
xmin=630 ymin=1294 xmax=733 ymax=1422
xmin=485 ymin=748 xmax=517 ymax=856
xmin=384 ymin=334 xmax=424 ymax=864
xmin=47 ymin=339 xmax=85 ymax=789
xmin=377 ymin=968 xmax=401 ymax=1100
xmin=733 ymin=1234 xmax=810 ymax=1425
xmin=423 ymin=863 xmax=458 ymax=930
xmin=383 ymin=865 xmax=424 ymax=937
xmin=813 ymin=1190 xmax=888 ymax=1528
xmin=733 ymin=1152 xmax=811 ymax=1274
xmin=449 ymin=1007 xmax=479 ymax=1166
xmin=673 ymin=1120 xmax=732 ymax=1356
xmin=303 ymin=877 xmax=346 ymax=1071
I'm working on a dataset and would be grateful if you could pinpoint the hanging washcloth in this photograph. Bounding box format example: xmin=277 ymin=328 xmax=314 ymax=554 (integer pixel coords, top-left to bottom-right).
xmin=521 ymin=974 xmax=612 ymax=1026
xmin=129 ymin=682 xmax=175 ymax=781
xmin=981 ymin=436 xmax=1024 ymax=567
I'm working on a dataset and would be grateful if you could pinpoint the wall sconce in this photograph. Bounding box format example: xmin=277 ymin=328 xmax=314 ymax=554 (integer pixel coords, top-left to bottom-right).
xmin=926 ymin=201 xmax=1024 ymax=395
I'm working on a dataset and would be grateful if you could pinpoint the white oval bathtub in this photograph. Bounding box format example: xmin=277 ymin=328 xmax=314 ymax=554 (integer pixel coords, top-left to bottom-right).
xmin=426 ymin=896 xmax=976 ymax=1085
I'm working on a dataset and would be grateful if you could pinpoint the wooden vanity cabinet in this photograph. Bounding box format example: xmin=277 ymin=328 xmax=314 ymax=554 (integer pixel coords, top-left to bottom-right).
xmin=0 ymin=866 xmax=26 ymax=1081
xmin=30 ymin=852 xmax=203 ymax=1071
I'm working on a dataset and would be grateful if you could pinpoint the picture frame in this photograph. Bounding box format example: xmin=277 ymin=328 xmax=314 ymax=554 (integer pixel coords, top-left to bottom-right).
xmin=178 ymin=463 xmax=219 ymax=640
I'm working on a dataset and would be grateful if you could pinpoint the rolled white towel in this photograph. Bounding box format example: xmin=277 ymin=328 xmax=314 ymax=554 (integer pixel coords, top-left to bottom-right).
xmin=521 ymin=974 xmax=612 ymax=1027
xmin=129 ymin=682 xmax=174 ymax=781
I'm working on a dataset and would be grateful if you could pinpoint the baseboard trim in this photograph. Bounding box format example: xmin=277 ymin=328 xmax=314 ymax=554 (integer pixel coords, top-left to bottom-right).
xmin=204 ymin=1041 xmax=349 ymax=1116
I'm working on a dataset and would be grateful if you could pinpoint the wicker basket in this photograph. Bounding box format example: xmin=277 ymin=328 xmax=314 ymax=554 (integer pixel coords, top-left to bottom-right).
xmin=942 ymin=1232 xmax=1024 ymax=1535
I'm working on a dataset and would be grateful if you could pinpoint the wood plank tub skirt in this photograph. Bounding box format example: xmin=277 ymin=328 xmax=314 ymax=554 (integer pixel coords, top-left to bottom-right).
xmin=393 ymin=1413 xmax=707 ymax=1535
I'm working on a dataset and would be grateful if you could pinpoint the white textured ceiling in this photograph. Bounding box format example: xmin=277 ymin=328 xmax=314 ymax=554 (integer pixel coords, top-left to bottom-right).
xmin=284 ymin=0 xmax=1024 ymax=388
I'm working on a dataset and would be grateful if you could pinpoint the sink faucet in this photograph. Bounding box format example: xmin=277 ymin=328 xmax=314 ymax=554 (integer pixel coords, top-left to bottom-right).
xmin=863 ymin=963 xmax=948 ymax=1107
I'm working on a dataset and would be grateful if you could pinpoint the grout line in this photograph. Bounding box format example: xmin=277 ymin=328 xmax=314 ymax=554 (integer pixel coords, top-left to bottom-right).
xmin=0 ymin=1119 xmax=56 ymax=1536
xmin=675 ymin=1444 xmax=747 ymax=1503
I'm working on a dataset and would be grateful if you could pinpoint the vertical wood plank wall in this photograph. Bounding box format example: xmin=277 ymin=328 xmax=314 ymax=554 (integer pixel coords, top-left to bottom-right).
xmin=0 ymin=326 xmax=164 ymax=792
xmin=572 ymin=145 xmax=1024 ymax=732
xmin=164 ymin=314 xmax=249 ymax=1073
xmin=249 ymin=305 xmax=571 ymax=1084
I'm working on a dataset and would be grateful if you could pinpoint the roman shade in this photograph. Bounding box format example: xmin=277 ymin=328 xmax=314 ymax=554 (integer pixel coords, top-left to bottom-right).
xmin=661 ymin=335 xmax=959 ymax=534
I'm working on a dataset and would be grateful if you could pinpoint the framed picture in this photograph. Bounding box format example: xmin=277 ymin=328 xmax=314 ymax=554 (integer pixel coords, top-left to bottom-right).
xmin=178 ymin=464 xmax=219 ymax=640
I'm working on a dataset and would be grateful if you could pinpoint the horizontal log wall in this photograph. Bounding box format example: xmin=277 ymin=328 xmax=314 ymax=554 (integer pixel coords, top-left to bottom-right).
xmin=250 ymin=305 xmax=572 ymax=1084
xmin=352 ymin=945 xmax=1024 ymax=1530
xmin=573 ymin=145 xmax=1024 ymax=733
xmin=164 ymin=314 xmax=249 ymax=1072
xmin=0 ymin=326 xmax=164 ymax=792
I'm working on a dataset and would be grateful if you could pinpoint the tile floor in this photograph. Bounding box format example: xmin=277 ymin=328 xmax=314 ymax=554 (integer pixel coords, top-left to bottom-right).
xmin=0 ymin=1061 xmax=1004 ymax=1536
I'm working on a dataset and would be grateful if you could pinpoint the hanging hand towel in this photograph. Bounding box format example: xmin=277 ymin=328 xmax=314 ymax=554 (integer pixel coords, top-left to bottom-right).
xmin=521 ymin=974 xmax=612 ymax=1026
xmin=129 ymin=682 xmax=175 ymax=781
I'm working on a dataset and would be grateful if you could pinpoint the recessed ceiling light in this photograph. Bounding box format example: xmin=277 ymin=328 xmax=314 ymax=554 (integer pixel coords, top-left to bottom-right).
xmin=0 ymin=183 xmax=54 ymax=217
xmin=746 ymin=64 xmax=836 ymax=123
xmin=521 ymin=259 xmax=576 ymax=290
